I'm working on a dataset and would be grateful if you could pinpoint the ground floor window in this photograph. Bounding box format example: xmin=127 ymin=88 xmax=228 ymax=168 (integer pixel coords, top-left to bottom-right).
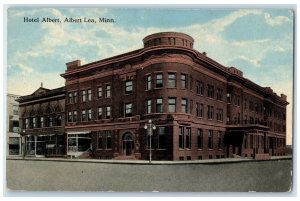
xmin=9 ymin=137 xmax=20 ymax=155
xmin=68 ymin=133 xmax=91 ymax=156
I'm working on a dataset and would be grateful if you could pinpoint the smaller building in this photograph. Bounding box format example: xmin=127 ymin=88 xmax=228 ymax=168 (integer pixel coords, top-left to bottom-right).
xmin=6 ymin=94 xmax=21 ymax=156
xmin=17 ymin=84 xmax=66 ymax=157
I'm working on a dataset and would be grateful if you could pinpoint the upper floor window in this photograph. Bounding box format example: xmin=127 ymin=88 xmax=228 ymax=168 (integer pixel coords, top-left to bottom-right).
xmin=40 ymin=117 xmax=44 ymax=127
xmin=87 ymin=108 xmax=92 ymax=121
xmin=179 ymin=126 xmax=184 ymax=149
xmin=106 ymin=85 xmax=111 ymax=98
xmin=235 ymin=95 xmax=240 ymax=106
xmin=197 ymin=129 xmax=203 ymax=149
xmin=196 ymin=103 xmax=204 ymax=118
xmin=196 ymin=81 xmax=204 ymax=95
xmin=32 ymin=117 xmax=37 ymax=128
xmin=125 ymin=80 xmax=133 ymax=94
xmin=156 ymin=73 xmax=163 ymax=88
xmin=156 ymin=98 xmax=163 ymax=113
xmin=168 ymin=98 xmax=176 ymax=113
xmin=82 ymin=90 xmax=86 ymax=102
xmin=207 ymin=105 xmax=214 ymax=119
xmin=73 ymin=111 xmax=77 ymax=122
xmin=87 ymin=89 xmax=92 ymax=101
xmin=25 ymin=118 xmax=29 ymax=129
xmin=216 ymin=88 xmax=223 ymax=101
xmin=47 ymin=116 xmax=53 ymax=127
xmin=106 ymin=106 xmax=111 ymax=119
xmin=125 ymin=103 xmax=133 ymax=117
xmin=146 ymin=99 xmax=152 ymax=114
xmin=207 ymin=85 xmax=214 ymax=98
xmin=181 ymin=98 xmax=188 ymax=113
xmin=186 ymin=127 xmax=191 ymax=149
xmin=73 ymin=91 xmax=78 ymax=103
xmin=181 ymin=74 xmax=187 ymax=89
xmin=208 ymin=130 xmax=213 ymax=149
xmin=98 ymin=107 xmax=103 ymax=120
xmin=146 ymin=75 xmax=152 ymax=90
xmin=216 ymin=108 xmax=223 ymax=121
xmin=168 ymin=73 xmax=176 ymax=88
xmin=55 ymin=114 xmax=62 ymax=126
xmin=227 ymin=93 xmax=231 ymax=103
xmin=97 ymin=86 xmax=102 ymax=99
xmin=244 ymin=99 xmax=247 ymax=109
xmin=81 ymin=110 xmax=86 ymax=121
xmin=68 ymin=92 xmax=73 ymax=103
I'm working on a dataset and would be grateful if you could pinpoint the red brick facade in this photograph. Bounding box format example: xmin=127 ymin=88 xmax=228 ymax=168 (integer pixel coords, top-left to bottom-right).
xmin=19 ymin=32 xmax=288 ymax=160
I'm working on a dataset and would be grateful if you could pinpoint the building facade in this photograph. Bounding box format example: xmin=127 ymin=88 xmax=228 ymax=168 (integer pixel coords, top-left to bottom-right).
xmin=58 ymin=32 xmax=288 ymax=160
xmin=6 ymin=94 xmax=21 ymax=156
xmin=17 ymin=85 xmax=66 ymax=157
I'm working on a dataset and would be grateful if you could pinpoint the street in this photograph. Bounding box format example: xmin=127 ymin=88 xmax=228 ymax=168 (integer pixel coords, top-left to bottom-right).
xmin=6 ymin=158 xmax=292 ymax=192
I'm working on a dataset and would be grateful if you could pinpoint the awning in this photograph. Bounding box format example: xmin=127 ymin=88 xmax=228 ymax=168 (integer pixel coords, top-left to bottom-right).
xmin=67 ymin=131 xmax=91 ymax=135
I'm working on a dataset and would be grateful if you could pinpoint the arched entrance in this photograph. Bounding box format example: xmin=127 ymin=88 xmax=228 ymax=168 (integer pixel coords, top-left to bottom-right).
xmin=122 ymin=132 xmax=134 ymax=156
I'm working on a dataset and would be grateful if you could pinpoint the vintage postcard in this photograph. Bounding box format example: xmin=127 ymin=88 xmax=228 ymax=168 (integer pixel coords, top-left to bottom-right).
xmin=5 ymin=7 xmax=294 ymax=193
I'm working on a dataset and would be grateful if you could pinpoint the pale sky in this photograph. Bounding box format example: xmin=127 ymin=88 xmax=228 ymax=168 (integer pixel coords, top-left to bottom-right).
xmin=6 ymin=8 xmax=294 ymax=144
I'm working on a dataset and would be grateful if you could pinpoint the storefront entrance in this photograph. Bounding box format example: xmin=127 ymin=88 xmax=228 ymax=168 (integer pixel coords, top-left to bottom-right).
xmin=122 ymin=132 xmax=134 ymax=156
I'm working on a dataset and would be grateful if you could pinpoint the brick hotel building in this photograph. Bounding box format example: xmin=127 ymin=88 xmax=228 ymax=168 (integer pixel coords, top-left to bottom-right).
xmin=18 ymin=32 xmax=289 ymax=160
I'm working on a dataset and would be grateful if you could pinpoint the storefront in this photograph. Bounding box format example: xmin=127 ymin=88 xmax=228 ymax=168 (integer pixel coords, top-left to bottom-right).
xmin=67 ymin=132 xmax=92 ymax=158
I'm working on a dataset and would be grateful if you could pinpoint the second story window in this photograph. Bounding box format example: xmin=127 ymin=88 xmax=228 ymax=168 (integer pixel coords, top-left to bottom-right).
xmin=168 ymin=73 xmax=176 ymax=88
xmin=207 ymin=105 xmax=214 ymax=119
xmin=181 ymin=98 xmax=187 ymax=113
xmin=125 ymin=80 xmax=133 ymax=94
xmin=68 ymin=111 xmax=72 ymax=122
xmin=106 ymin=106 xmax=111 ymax=119
xmin=156 ymin=73 xmax=163 ymax=88
xmin=40 ymin=117 xmax=44 ymax=127
xmin=181 ymin=74 xmax=187 ymax=89
xmin=217 ymin=88 xmax=223 ymax=101
xmin=81 ymin=110 xmax=86 ymax=121
xmin=156 ymin=98 xmax=163 ymax=113
xmin=196 ymin=81 xmax=204 ymax=95
xmin=97 ymin=86 xmax=102 ymax=99
xmin=73 ymin=111 xmax=77 ymax=122
xmin=98 ymin=107 xmax=102 ymax=119
xmin=168 ymin=98 xmax=176 ymax=112
xmin=82 ymin=90 xmax=86 ymax=102
xmin=87 ymin=89 xmax=92 ymax=101
xmin=125 ymin=103 xmax=133 ymax=117
xmin=87 ymin=109 xmax=92 ymax=121
xmin=207 ymin=85 xmax=214 ymax=98
xmin=106 ymin=84 xmax=111 ymax=98
xmin=146 ymin=99 xmax=152 ymax=114
xmin=68 ymin=92 xmax=73 ymax=103
xmin=208 ymin=130 xmax=213 ymax=149
xmin=146 ymin=74 xmax=152 ymax=90
xmin=73 ymin=91 xmax=78 ymax=103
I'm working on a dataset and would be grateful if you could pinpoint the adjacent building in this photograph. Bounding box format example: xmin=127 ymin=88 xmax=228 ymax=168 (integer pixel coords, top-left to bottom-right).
xmin=18 ymin=32 xmax=289 ymax=160
xmin=17 ymin=84 xmax=66 ymax=157
xmin=6 ymin=94 xmax=21 ymax=156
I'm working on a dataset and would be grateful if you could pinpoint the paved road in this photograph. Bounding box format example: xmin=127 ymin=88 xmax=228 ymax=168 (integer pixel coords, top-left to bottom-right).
xmin=6 ymin=159 xmax=292 ymax=192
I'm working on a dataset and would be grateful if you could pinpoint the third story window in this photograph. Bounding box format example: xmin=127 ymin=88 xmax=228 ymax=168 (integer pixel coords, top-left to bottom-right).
xmin=181 ymin=74 xmax=187 ymax=89
xmin=181 ymin=98 xmax=188 ymax=113
xmin=168 ymin=98 xmax=176 ymax=112
xmin=156 ymin=98 xmax=163 ymax=113
xmin=146 ymin=99 xmax=152 ymax=114
xmin=97 ymin=86 xmax=102 ymax=98
xmin=125 ymin=80 xmax=133 ymax=94
xmin=168 ymin=73 xmax=176 ymax=88
xmin=106 ymin=85 xmax=111 ymax=98
xmin=156 ymin=73 xmax=163 ymax=88
xmin=146 ymin=75 xmax=152 ymax=90
xmin=125 ymin=103 xmax=133 ymax=117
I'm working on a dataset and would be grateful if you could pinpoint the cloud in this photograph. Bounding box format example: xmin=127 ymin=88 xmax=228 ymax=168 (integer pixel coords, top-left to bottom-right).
xmin=264 ymin=13 xmax=292 ymax=27
xmin=237 ymin=55 xmax=261 ymax=67
xmin=15 ymin=63 xmax=33 ymax=73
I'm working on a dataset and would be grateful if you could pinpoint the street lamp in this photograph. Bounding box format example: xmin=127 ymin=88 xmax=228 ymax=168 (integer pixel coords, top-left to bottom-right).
xmin=144 ymin=119 xmax=156 ymax=163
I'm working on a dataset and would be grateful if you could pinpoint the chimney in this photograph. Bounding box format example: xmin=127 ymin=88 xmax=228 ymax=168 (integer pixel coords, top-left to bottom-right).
xmin=281 ymin=94 xmax=287 ymax=101
xmin=202 ymin=52 xmax=207 ymax=56
xmin=66 ymin=60 xmax=81 ymax=71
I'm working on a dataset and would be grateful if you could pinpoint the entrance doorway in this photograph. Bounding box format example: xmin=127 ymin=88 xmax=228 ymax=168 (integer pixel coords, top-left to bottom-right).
xmin=122 ymin=132 xmax=134 ymax=156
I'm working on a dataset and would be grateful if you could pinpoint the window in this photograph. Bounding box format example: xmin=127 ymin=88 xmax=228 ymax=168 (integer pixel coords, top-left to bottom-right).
xmin=189 ymin=75 xmax=193 ymax=90
xmin=97 ymin=86 xmax=102 ymax=98
xmin=249 ymin=101 xmax=254 ymax=111
xmin=82 ymin=90 xmax=86 ymax=102
xmin=189 ymin=100 xmax=193 ymax=115
xmin=198 ymin=129 xmax=203 ymax=149
xmin=207 ymin=85 xmax=214 ymax=98
xmin=244 ymin=99 xmax=247 ymax=109
xmin=32 ymin=117 xmax=37 ymax=128
xmin=81 ymin=110 xmax=86 ymax=121
xmin=168 ymin=73 xmax=176 ymax=88
xmin=73 ymin=111 xmax=77 ymax=122
xmin=218 ymin=131 xmax=222 ymax=149
xmin=88 ymin=109 xmax=92 ymax=121
xmin=12 ymin=105 xmax=19 ymax=115
xmin=168 ymin=98 xmax=176 ymax=112
xmin=68 ymin=92 xmax=72 ymax=103
xmin=87 ymin=89 xmax=92 ymax=101
xmin=40 ymin=117 xmax=44 ymax=127
xmin=181 ymin=74 xmax=187 ymax=88
xmin=181 ymin=98 xmax=187 ymax=113
xmin=146 ymin=99 xmax=152 ymax=114
xmin=55 ymin=114 xmax=62 ymax=126
xmin=179 ymin=126 xmax=184 ymax=149
xmin=98 ymin=107 xmax=102 ymax=119
xmin=156 ymin=73 xmax=163 ymax=88
xmin=196 ymin=103 xmax=204 ymax=117
xmin=196 ymin=81 xmax=204 ymax=95
xmin=217 ymin=88 xmax=223 ymax=101
xmin=186 ymin=127 xmax=191 ymax=149
xmin=146 ymin=75 xmax=152 ymax=90
xmin=106 ymin=85 xmax=111 ymax=98
xmin=208 ymin=130 xmax=213 ymax=149
xmin=207 ymin=105 xmax=214 ymax=119
xmin=237 ymin=113 xmax=241 ymax=124
xmin=106 ymin=131 xmax=112 ymax=149
xmin=125 ymin=80 xmax=133 ymax=94
xmin=158 ymin=127 xmax=166 ymax=149
xmin=216 ymin=108 xmax=223 ymax=121
xmin=106 ymin=106 xmax=111 ymax=119
xmin=73 ymin=92 xmax=78 ymax=103
xmin=156 ymin=98 xmax=163 ymax=113
xmin=98 ymin=131 xmax=104 ymax=149
xmin=125 ymin=103 xmax=133 ymax=117
xmin=235 ymin=95 xmax=240 ymax=106
xmin=227 ymin=93 xmax=231 ymax=103
xmin=68 ymin=111 xmax=72 ymax=122
xmin=24 ymin=118 xmax=29 ymax=129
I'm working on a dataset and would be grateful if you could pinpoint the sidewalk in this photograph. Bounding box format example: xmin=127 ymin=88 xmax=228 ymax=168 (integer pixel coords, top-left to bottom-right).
xmin=6 ymin=155 xmax=292 ymax=165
